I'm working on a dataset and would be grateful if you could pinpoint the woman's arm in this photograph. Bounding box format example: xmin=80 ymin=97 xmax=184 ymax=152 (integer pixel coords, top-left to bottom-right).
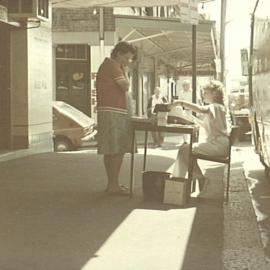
xmin=172 ymin=100 xmax=209 ymax=114
xmin=116 ymin=78 xmax=130 ymax=92
xmin=115 ymin=65 xmax=130 ymax=92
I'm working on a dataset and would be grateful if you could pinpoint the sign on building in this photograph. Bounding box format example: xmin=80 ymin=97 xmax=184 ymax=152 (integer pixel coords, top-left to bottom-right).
xmin=241 ymin=49 xmax=249 ymax=76
xmin=0 ymin=5 xmax=8 ymax=22
xmin=180 ymin=0 xmax=199 ymax=25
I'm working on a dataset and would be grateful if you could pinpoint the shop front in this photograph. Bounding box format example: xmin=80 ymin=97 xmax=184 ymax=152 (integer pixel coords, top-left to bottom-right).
xmin=55 ymin=44 xmax=91 ymax=116
xmin=0 ymin=1 xmax=53 ymax=154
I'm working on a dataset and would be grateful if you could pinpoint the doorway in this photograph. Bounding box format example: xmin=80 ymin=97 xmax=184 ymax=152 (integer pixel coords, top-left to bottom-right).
xmin=0 ymin=22 xmax=11 ymax=150
xmin=55 ymin=44 xmax=90 ymax=115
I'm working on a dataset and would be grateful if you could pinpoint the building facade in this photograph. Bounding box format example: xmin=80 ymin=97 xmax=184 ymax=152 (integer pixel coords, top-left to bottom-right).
xmin=0 ymin=1 xmax=53 ymax=154
xmin=0 ymin=1 xmax=217 ymax=155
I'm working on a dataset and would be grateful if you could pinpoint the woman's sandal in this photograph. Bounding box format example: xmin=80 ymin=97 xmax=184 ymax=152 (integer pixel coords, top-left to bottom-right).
xmin=105 ymin=185 xmax=129 ymax=196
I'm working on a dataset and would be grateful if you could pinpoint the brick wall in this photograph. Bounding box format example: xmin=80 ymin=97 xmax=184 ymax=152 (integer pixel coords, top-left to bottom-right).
xmin=52 ymin=7 xmax=115 ymax=32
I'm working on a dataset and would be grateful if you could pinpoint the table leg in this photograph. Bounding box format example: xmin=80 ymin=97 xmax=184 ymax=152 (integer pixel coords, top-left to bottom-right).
xmin=188 ymin=132 xmax=194 ymax=199
xmin=129 ymin=129 xmax=136 ymax=198
xmin=143 ymin=131 xmax=148 ymax=171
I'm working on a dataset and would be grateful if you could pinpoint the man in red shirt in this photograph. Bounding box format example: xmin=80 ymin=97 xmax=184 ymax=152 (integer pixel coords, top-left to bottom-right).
xmin=96 ymin=41 xmax=136 ymax=195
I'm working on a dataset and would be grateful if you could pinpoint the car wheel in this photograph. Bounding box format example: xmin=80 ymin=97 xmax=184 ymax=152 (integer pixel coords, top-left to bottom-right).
xmin=54 ymin=137 xmax=74 ymax=152
xmin=265 ymin=166 xmax=270 ymax=181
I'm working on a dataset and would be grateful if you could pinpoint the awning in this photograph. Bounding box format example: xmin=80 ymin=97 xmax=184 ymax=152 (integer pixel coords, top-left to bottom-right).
xmin=51 ymin=0 xmax=182 ymax=8
xmin=51 ymin=0 xmax=218 ymax=76
xmin=115 ymin=15 xmax=217 ymax=76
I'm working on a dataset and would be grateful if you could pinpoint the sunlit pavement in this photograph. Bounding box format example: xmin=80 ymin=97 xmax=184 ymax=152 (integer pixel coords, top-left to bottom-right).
xmin=0 ymin=138 xmax=268 ymax=269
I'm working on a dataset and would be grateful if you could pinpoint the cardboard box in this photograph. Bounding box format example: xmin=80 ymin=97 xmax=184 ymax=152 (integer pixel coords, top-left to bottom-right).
xmin=163 ymin=177 xmax=189 ymax=206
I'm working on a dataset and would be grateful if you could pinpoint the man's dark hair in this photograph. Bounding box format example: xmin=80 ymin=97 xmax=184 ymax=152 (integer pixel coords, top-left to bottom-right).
xmin=111 ymin=41 xmax=137 ymax=59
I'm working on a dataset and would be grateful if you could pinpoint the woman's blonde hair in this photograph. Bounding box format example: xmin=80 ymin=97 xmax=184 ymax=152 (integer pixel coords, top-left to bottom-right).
xmin=204 ymin=80 xmax=225 ymax=105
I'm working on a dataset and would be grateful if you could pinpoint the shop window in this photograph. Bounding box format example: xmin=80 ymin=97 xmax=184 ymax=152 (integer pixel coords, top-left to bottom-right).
xmin=56 ymin=64 xmax=69 ymax=90
xmin=56 ymin=62 xmax=87 ymax=92
xmin=72 ymin=72 xmax=85 ymax=90
xmin=145 ymin=7 xmax=153 ymax=16
xmin=56 ymin=44 xmax=87 ymax=60
xmin=77 ymin=45 xmax=87 ymax=59
xmin=7 ymin=0 xmax=49 ymax=20
xmin=160 ymin=7 xmax=165 ymax=17
xmin=66 ymin=45 xmax=75 ymax=59
xmin=56 ymin=46 xmax=65 ymax=59
xmin=38 ymin=0 xmax=48 ymax=19
xmin=21 ymin=0 xmax=32 ymax=13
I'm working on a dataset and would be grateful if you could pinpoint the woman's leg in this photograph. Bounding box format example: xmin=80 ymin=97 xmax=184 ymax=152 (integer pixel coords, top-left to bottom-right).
xmin=192 ymin=141 xmax=221 ymax=192
xmin=152 ymin=132 xmax=161 ymax=146
xmin=173 ymin=143 xmax=204 ymax=180
xmin=104 ymin=153 xmax=124 ymax=191
xmin=173 ymin=143 xmax=189 ymax=178
xmin=158 ymin=132 xmax=164 ymax=145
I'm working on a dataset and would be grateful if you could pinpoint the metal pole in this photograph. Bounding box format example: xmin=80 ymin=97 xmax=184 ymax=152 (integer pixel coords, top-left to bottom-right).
xmin=248 ymin=13 xmax=255 ymax=107
xmin=220 ymin=0 xmax=227 ymax=83
xmin=192 ymin=24 xmax=197 ymax=105
xmin=249 ymin=0 xmax=260 ymax=107
xmin=99 ymin=8 xmax=105 ymax=61
xmin=153 ymin=57 xmax=158 ymax=89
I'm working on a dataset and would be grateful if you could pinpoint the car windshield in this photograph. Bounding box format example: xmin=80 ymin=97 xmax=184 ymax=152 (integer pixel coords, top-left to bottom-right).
xmin=53 ymin=101 xmax=94 ymax=127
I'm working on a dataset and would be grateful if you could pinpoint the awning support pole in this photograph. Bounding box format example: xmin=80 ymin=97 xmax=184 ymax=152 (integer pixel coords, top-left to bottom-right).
xmin=220 ymin=0 xmax=227 ymax=84
xmin=192 ymin=24 xmax=197 ymax=106
xmin=153 ymin=57 xmax=158 ymax=89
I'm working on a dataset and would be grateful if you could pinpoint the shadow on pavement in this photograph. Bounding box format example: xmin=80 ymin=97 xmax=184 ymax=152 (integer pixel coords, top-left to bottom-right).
xmin=181 ymin=165 xmax=224 ymax=270
xmin=0 ymin=150 xmax=225 ymax=270
xmin=247 ymin=168 xmax=270 ymax=260
xmin=0 ymin=151 xmax=175 ymax=270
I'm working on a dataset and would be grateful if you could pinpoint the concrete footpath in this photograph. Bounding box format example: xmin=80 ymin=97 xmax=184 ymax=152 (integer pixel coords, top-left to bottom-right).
xmin=0 ymin=139 xmax=268 ymax=270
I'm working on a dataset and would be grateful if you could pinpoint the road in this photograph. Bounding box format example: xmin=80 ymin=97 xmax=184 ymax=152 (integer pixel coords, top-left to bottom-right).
xmin=240 ymin=141 xmax=270 ymax=262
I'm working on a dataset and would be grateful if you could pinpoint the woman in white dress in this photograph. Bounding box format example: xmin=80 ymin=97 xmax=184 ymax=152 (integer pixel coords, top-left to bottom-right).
xmin=170 ymin=80 xmax=229 ymax=194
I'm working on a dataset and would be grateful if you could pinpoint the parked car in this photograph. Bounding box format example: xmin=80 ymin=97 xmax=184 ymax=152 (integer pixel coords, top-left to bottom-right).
xmin=53 ymin=101 xmax=97 ymax=151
